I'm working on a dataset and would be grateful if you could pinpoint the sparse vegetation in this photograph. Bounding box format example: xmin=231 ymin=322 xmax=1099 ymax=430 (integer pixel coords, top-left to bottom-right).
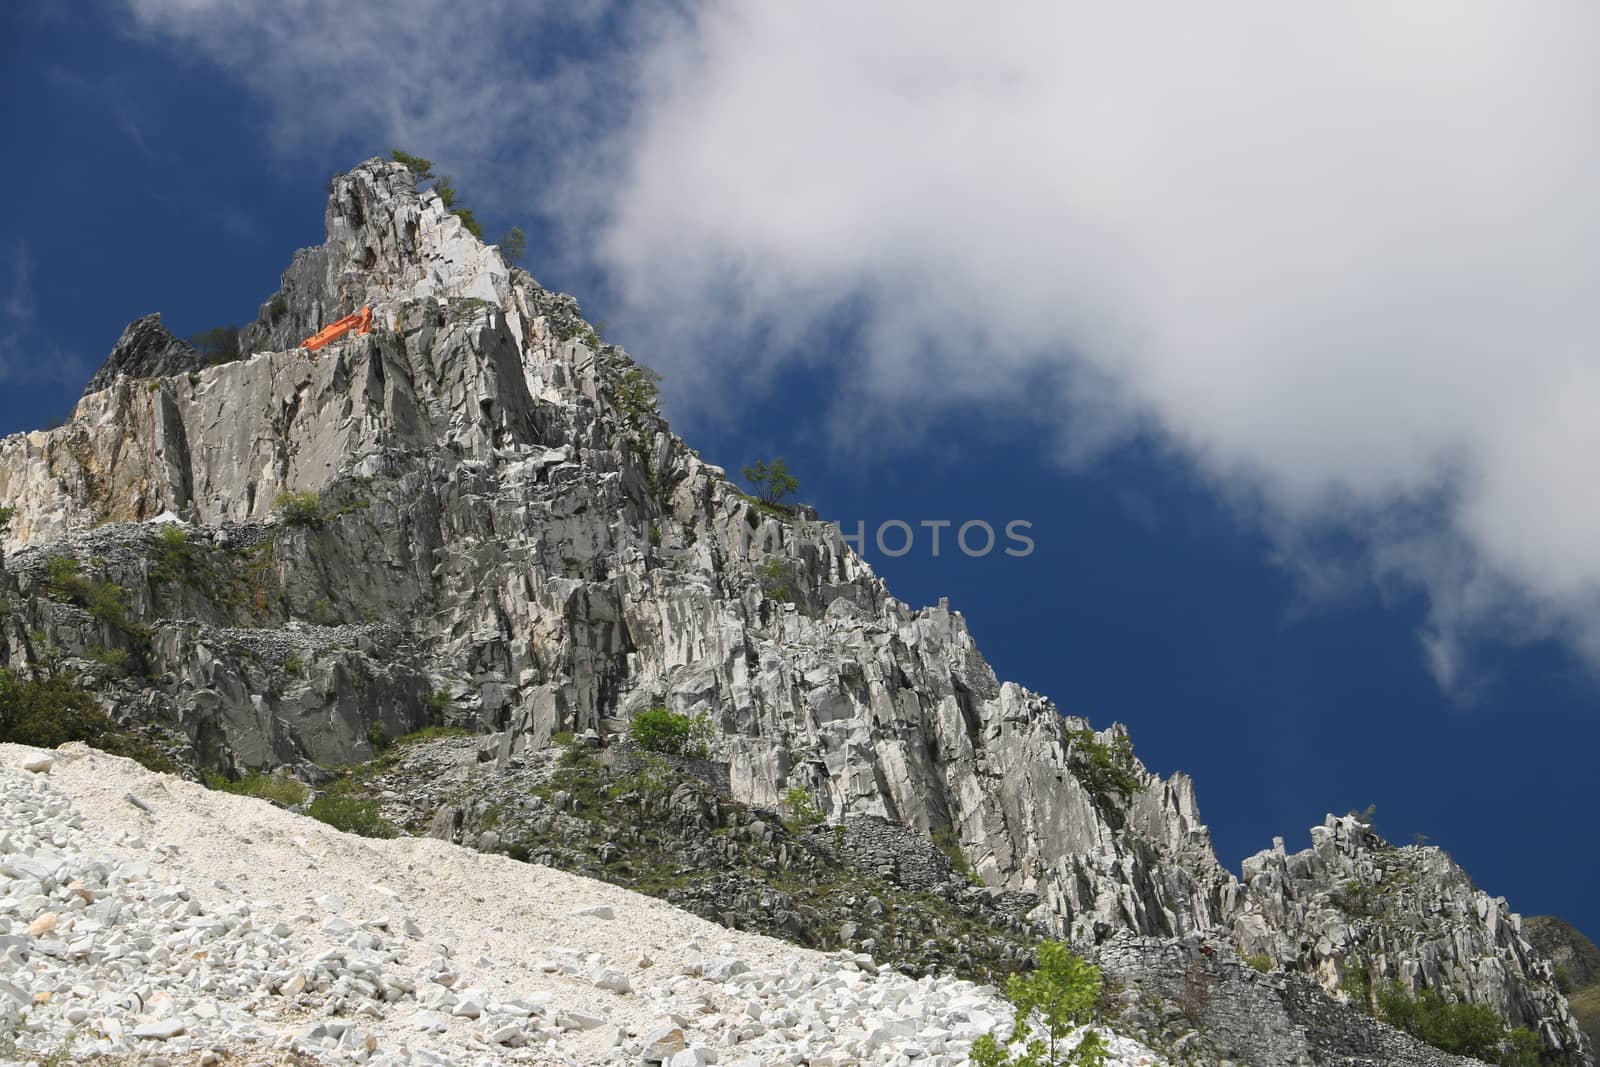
xmin=366 ymin=723 xmax=391 ymax=753
xmin=393 ymin=724 xmax=471 ymax=745
xmin=1340 ymin=961 xmax=1373 ymax=1010
xmin=427 ymin=688 xmax=452 ymax=711
xmin=308 ymin=794 xmax=397 ymax=838
xmin=390 ymin=149 xmax=435 ymax=182
xmin=1246 ymin=953 xmax=1272 ymax=974
xmin=389 ymin=149 xmax=484 ymax=237
xmin=44 ymin=556 xmax=151 ymax=658
xmin=150 ymin=525 xmax=198 ymax=583
xmin=781 ymin=785 xmax=825 ymax=830
xmin=202 ymin=771 xmax=308 ymax=808
xmin=610 ymin=752 xmax=674 ymax=831
xmin=972 ymin=940 xmax=1108 ymax=1067
xmin=1337 ymin=878 xmax=1386 ymax=918
xmin=1347 ymin=803 xmax=1379 ymax=828
xmin=273 ymin=490 xmax=325 ymax=528
xmin=188 ymin=325 xmax=241 ymax=365
xmin=499 ymin=225 xmax=527 ymax=264
xmin=933 ymin=826 xmax=983 ymax=886
xmin=1062 ymin=725 xmax=1145 ymax=806
xmin=0 ymin=503 xmax=15 ymax=543
xmin=84 ymin=645 xmax=130 ymax=672
xmin=614 ymin=365 xmax=662 ymax=429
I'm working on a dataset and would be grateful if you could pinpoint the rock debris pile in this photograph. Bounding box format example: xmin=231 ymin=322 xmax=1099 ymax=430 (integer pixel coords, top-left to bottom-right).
xmin=0 ymin=743 xmax=1165 ymax=1066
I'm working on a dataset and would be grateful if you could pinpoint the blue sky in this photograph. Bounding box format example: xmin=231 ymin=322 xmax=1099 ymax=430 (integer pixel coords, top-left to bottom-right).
xmin=4 ymin=2 xmax=1596 ymax=937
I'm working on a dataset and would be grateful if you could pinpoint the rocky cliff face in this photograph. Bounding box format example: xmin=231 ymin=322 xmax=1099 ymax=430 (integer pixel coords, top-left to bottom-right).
xmin=1526 ymin=917 xmax=1600 ymax=1054
xmin=0 ymin=158 xmax=1589 ymax=1066
xmin=1235 ymin=815 xmax=1585 ymax=1059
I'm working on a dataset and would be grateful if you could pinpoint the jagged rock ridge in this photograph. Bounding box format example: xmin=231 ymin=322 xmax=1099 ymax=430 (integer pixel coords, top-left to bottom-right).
xmin=81 ymin=312 xmax=209 ymax=396
xmin=0 ymin=158 xmax=1590 ymax=1066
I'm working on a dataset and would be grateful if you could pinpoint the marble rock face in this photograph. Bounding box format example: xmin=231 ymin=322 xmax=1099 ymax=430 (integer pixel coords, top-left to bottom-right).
xmin=0 ymin=157 xmax=1588 ymax=1065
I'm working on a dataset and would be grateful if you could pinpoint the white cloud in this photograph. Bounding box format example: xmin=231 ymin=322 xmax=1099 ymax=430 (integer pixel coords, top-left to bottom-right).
xmin=587 ymin=3 xmax=1600 ymax=686
xmin=120 ymin=1 xmax=1600 ymax=687
xmin=119 ymin=0 xmax=623 ymax=220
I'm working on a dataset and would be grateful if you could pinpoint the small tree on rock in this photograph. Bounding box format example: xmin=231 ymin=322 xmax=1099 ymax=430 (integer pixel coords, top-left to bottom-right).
xmin=189 ymin=325 xmax=241 ymax=365
xmin=390 ymin=149 xmax=435 ymax=183
xmin=499 ymin=226 xmax=527 ymax=265
xmin=972 ymin=940 xmax=1108 ymax=1067
xmin=742 ymin=458 xmax=799 ymax=507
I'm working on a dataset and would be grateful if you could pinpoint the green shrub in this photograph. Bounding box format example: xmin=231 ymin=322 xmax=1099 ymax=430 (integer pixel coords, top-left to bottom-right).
xmin=390 ymin=149 xmax=435 ymax=183
xmin=0 ymin=503 xmax=15 ymax=542
xmin=284 ymin=654 xmax=303 ymax=674
xmin=1063 ymin=726 xmax=1144 ymax=806
xmin=46 ymin=555 xmax=83 ymax=597
xmin=0 ymin=668 xmax=174 ymax=773
xmin=972 ymin=940 xmax=1108 ymax=1067
xmin=391 ymin=724 xmax=471 ymax=745
xmin=1338 ymin=878 xmax=1386 ymax=917
xmin=426 ymin=688 xmax=452 ymax=710
xmin=1340 ymin=962 xmax=1373 ymax=1010
xmin=781 ymin=785 xmax=824 ymax=829
xmin=430 ymin=176 xmax=485 ymax=238
xmin=0 ymin=668 xmax=116 ymax=748
xmin=308 ymin=795 xmax=396 ymax=838
xmin=1246 ymin=954 xmax=1272 ymax=974
xmin=366 ymin=723 xmax=390 ymax=753
xmin=204 ymin=771 xmax=307 ymax=807
xmin=609 ymin=752 xmax=675 ymax=829
xmin=151 ymin=525 xmax=198 ymax=583
xmin=45 ymin=556 xmax=143 ymax=639
xmin=1376 ymin=982 xmax=1541 ymax=1065
xmin=629 ymin=706 xmax=715 ymax=758
xmin=614 ymin=366 xmax=662 ymax=427
xmin=759 ymin=558 xmax=794 ymax=602
xmin=741 ymin=458 xmax=799 ymax=507
xmin=273 ymin=490 xmax=325 ymax=528
xmin=188 ymin=325 xmax=241 ymax=366
xmin=85 ymin=645 xmax=130 ymax=672
xmin=933 ymin=826 xmax=982 ymax=884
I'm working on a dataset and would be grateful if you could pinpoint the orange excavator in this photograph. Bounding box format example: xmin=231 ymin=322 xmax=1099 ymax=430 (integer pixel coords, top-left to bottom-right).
xmin=300 ymin=306 xmax=373 ymax=351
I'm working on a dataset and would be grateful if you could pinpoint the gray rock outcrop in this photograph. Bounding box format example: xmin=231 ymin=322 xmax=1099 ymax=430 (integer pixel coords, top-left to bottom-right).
xmin=0 ymin=157 xmax=1590 ymax=1066
xmin=81 ymin=312 xmax=207 ymax=396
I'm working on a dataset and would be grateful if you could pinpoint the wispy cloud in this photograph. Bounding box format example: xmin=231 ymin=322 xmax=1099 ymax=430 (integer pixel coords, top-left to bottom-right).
xmin=119 ymin=1 xmax=1600 ymax=690
xmin=118 ymin=0 xmax=628 ymax=232
xmin=3 ymin=244 xmax=35 ymax=323
xmin=2 ymin=242 xmax=93 ymax=390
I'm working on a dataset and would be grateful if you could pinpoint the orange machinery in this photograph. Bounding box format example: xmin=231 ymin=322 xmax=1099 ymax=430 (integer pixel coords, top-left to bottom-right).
xmin=301 ymin=306 xmax=373 ymax=350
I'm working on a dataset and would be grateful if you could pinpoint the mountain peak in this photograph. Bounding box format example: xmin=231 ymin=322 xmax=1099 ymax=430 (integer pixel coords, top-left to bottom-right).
xmin=82 ymin=312 xmax=206 ymax=397
xmin=237 ymin=158 xmax=510 ymax=358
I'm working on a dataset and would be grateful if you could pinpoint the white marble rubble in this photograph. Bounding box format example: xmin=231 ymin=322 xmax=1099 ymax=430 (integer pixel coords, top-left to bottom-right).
xmin=0 ymin=743 xmax=1164 ymax=1066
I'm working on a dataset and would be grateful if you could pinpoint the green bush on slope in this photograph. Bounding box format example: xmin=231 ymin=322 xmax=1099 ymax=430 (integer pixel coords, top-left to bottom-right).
xmin=972 ymin=940 xmax=1109 ymax=1067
